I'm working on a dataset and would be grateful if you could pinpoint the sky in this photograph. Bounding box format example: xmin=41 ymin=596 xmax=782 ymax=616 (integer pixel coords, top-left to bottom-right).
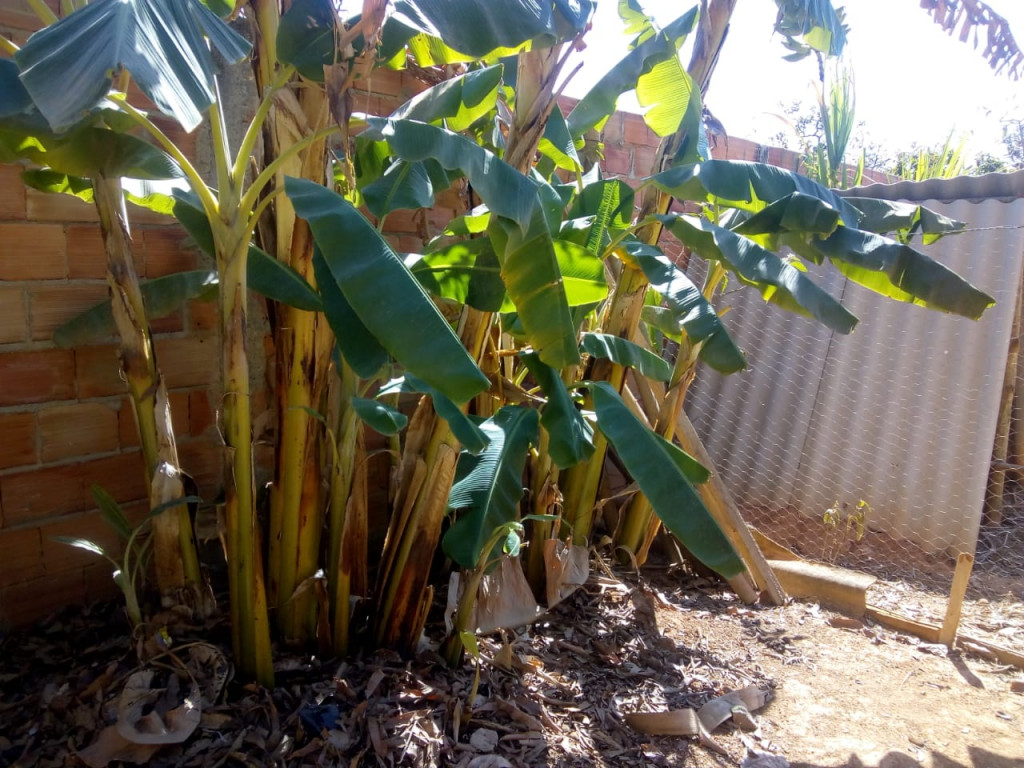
xmin=569 ymin=0 xmax=1024 ymax=163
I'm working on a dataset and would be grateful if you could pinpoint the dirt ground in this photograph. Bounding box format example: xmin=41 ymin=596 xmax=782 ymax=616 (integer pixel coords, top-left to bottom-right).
xmin=1 ymin=564 xmax=1022 ymax=767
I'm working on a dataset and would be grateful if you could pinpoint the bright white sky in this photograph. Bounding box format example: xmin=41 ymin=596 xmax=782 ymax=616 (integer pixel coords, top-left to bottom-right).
xmin=569 ymin=0 xmax=1024 ymax=162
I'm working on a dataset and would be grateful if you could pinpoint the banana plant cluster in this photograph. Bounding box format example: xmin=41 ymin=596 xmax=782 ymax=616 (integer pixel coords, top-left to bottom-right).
xmin=0 ymin=0 xmax=995 ymax=686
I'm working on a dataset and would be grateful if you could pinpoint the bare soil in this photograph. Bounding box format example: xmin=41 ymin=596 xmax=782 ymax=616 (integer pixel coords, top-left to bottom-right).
xmin=1 ymin=564 xmax=1022 ymax=767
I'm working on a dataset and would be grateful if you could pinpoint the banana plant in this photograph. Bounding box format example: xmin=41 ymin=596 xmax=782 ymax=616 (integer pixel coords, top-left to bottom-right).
xmin=0 ymin=50 xmax=205 ymax=606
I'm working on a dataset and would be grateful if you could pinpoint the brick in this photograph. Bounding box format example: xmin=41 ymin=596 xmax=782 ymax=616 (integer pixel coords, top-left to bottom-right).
xmin=189 ymin=299 xmax=218 ymax=332
xmin=177 ymin=440 xmax=223 ymax=503
xmin=397 ymin=235 xmax=424 ymax=253
xmin=0 ymin=348 xmax=76 ymax=406
xmin=0 ymin=569 xmax=86 ymax=628
xmin=633 ymin=146 xmax=657 ymax=178
xmin=0 ymin=452 xmax=148 ymax=526
xmin=81 ymin=559 xmax=124 ymax=605
xmin=0 ymin=223 xmax=66 ymax=279
xmin=381 ymin=208 xmax=422 ymax=235
xmin=29 ymin=282 xmax=109 ymax=341
xmin=0 ymin=411 xmax=37 ymax=470
xmin=25 ymin=186 xmax=99 ymax=222
xmin=149 ymin=310 xmax=184 ymax=335
xmin=38 ymin=402 xmax=119 ymax=462
xmin=602 ymin=145 xmax=632 ymax=177
xmin=623 ymin=116 xmax=658 ymax=148
xmin=67 ymin=225 xmax=146 ymax=279
xmin=0 ymin=164 xmax=27 ymax=220
xmin=0 ymin=527 xmax=44 ymax=589
xmin=0 ymin=284 xmax=27 ymax=344
xmin=75 ymin=344 xmax=124 ymax=399
xmin=600 ymin=112 xmax=625 ymax=145
xmin=39 ymin=510 xmax=124 ymax=577
xmin=153 ymin=336 xmax=219 ymax=389
xmin=189 ymin=389 xmax=215 ymax=437
xmin=143 ymin=229 xmax=197 ymax=277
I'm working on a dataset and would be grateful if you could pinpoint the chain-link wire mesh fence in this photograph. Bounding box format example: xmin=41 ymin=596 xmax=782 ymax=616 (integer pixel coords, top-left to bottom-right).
xmin=680 ymin=188 xmax=1024 ymax=655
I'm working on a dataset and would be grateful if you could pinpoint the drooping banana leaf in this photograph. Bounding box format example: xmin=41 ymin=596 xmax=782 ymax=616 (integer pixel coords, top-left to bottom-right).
xmin=580 ymin=332 xmax=671 ymax=382
xmin=391 ymin=64 xmax=503 ymax=132
xmin=313 ymin=248 xmax=389 ymax=379
xmin=443 ymin=405 xmax=539 ymax=570
xmin=566 ymin=8 xmax=697 ymax=138
xmin=409 ymin=238 xmax=507 ymax=312
xmin=536 ymin=105 xmax=581 ymax=173
xmin=841 ymin=197 xmax=965 ymax=245
xmin=287 ymin=177 xmax=489 ymax=404
xmin=657 ymin=214 xmax=858 ymax=334
xmin=362 ymin=159 xmax=437 ymax=218
xmin=802 ymin=226 xmax=995 ymax=320
xmin=16 ymin=0 xmax=251 ymax=132
xmin=589 ymin=382 xmax=743 ymax=577
xmin=648 ymin=160 xmax=862 ymax=228
xmin=53 ymin=270 xmax=218 ymax=348
xmin=379 ymin=375 xmax=490 ymax=453
xmin=367 ymin=117 xmax=579 ymax=367
xmin=350 ymin=397 xmax=408 ymax=436
xmin=730 ymin=191 xmax=841 ymax=244
xmin=624 ymin=241 xmax=746 ymax=374
xmin=381 ymin=0 xmax=593 ymax=63
xmin=520 ymin=351 xmax=594 ymax=469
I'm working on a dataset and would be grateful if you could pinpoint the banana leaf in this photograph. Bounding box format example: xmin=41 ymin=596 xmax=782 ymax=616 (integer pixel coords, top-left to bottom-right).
xmin=313 ymin=248 xmax=390 ymax=379
xmin=566 ymin=8 xmax=697 ymax=138
xmin=589 ymin=382 xmax=743 ymax=577
xmin=16 ymin=0 xmax=250 ymax=132
xmin=520 ymin=351 xmax=594 ymax=469
xmin=288 ymin=177 xmax=489 ymax=404
xmin=443 ymin=405 xmax=539 ymax=570
xmin=53 ymin=270 xmax=218 ymax=348
xmin=350 ymin=397 xmax=408 ymax=436
xmin=276 ymin=0 xmax=341 ymax=82
xmin=367 ymin=117 xmax=578 ymax=367
xmin=392 ymin=64 xmax=503 ymax=132
xmin=379 ymin=375 xmax=489 ymax=453
xmin=624 ymin=241 xmax=746 ymax=374
xmin=648 ymin=160 xmax=862 ymax=228
xmin=580 ymin=332 xmax=671 ymax=382
xmin=842 ymin=197 xmax=965 ymax=245
xmin=657 ymin=214 xmax=858 ymax=334
xmin=804 ymin=226 xmax=995 ymax=320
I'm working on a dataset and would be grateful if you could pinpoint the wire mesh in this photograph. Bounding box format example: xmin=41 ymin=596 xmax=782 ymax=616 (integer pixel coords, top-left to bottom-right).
xmin=679 ymin=194 xmax=1024 ymax=655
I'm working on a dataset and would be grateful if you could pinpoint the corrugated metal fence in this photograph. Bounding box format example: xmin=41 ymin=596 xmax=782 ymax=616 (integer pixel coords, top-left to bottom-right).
xmin=685 ymin=173 xmax=1024 ymax=559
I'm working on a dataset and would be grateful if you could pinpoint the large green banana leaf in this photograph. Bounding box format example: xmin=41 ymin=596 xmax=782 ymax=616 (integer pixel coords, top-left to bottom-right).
xmin=580 ymin=333 xmax=671 ymax=382
xmin=312 ymin=248 xmax=389 ymax=379
xmin=350 ymin=397 xmax=408 ymax=436
xmin=53 ymin=270 xmax=218 ymax=348
xmin=379 ymin=375 xmax=490 ymax=453
xmin=366 ymin=118 xmax=579 ymax=368
xmin=649 ymin=160 xmax=862 ymax=227
xmin=624 ymin=241 xmax=746 ymax=374
xmin=567 ymin=178 xmax=635 ymax=255
xmin=658 ymin=214 xmax=858 ymax=334
xmin=566 ymin=8 xmax=697 ymax=138
xmin=589 ymin=382 xmax=743 ymax=577
xmin=537 ymin=105 xmax=582 ymax=173
xmin=381 ymin=0 xmax=593 ymax=63
xmin=410 ymin=239 xmax=507 ymax=312
xmin=802 ymin=227 xmax=995 ymax=320
xmin=731 ymin=192 xmax=841 ymax=244
xmin=362 ymin=160 xmax=439 ymax=219
xmin=16 ymin=0 xmax=250 ymax=133
xmin=842 ymin=197 xmax=965 ymax=245
xmin=392 ymin=65 xmax=503 ymax=132
xmin=443 ymin=405 xmax=539 ymax=570
xmin=287 ymin=177 xmax=489 ymax=404
xmin=520 ymin=352 xmax=594 ymax=469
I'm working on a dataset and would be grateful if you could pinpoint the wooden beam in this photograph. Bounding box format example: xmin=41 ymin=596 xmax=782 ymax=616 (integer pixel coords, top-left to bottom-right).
xmin=938 ymin=553 xmax=974 ymax=646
